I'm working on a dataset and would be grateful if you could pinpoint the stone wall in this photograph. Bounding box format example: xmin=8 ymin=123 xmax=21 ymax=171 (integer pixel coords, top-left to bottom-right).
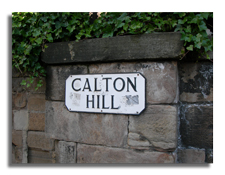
xmin=11 ymin=33 xmax=213 ymax=164
xmin=12 ymin=68 xmax=53 ymax=163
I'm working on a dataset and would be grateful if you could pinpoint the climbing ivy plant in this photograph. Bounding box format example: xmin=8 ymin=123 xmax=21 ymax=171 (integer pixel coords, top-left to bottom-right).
xmin=12 ymin=12 xmax=213 ymax=89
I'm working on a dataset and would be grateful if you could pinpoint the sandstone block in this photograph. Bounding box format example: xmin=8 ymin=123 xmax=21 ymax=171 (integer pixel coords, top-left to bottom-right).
xmin=127 ymin=132 xmax=152 ymax=150
xmin=177 ymin=149 xmax=205 ymax=163
xmin=12 ymin=78 xmax=26 ymax=92
xmin=55 ymin=141 xmax=76 ymax=163
xmin=27 ymin=131 xmax=54 ymax=151
xmin=12 ymin=145 xmax=23 ymax=164
xmin=13 ymin=93 xmax=27 ymax=109
xmin=28 ymin=149 xmax=55 ymax=163
xmin=77 ymin=143 xmax=175 ymax=163
xmin=45 ymin=101 xmax=128 ymax=147
xmin=12 ymin=130 xmax=22 ymax=147
xmin=129 ymin=105 xmax=177 ymax=151
xmin=180 ymin=104 xmax=213 ymax=149
xmin=28 ymin=113 xmax=45 ymax=131
xmin=179 ymin=62 xmax=213 ymax=102
xmin=27 ymin=93 xmax=46 ymax=112
xmin=89 ymin=61 xmax=178 ymax=104
xmin=42 ymin=33 xmax=183 ymax=64
xmin=13 ymin=110 xmax=28 ymax=130
xmin=46 ymin=65 xmax=88 ymax=101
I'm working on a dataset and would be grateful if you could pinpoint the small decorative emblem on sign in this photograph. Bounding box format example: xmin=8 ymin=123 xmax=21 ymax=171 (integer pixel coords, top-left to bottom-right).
xmin=65 ymin=73 xmax=145 ymax=115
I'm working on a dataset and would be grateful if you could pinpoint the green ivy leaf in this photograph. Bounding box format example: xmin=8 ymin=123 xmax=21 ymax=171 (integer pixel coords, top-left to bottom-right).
xmin=178 ymin=19 xmax=184 ymax=24
xmin=195 ymin=42 xmax=202 ymax=49
xmin=184 ymin=25 xmax=191 ymax=33
xmin=116 ymin=21 xmax=125 ymax=29
xmin=20 ymin=79 xmax=27 ymax=86
xmin=66 ymin=25 xmax=76 ymax=33
xmin=186 ymin=45 xmax=193 ymax=51
xmin=46 ymin=33 xmax=53 ymax=42
xmin=189 ymin=17 xmax=198 ymax=24
xmin=102 ymin=31 xmax=114 ymax=38
xmin=123 ymin=23 xmax=129 ymax=31
xmin=130 ymin=20 xmax=143 ymax=30
xmin=35 ymin=37 xmax=42 ymax=45
xmin=196 ymin=33 xmax=202 ymax=42
xmin=55 ymin=21 xmax=61 ymax=29
xmin=201 ymin=12 xmax=209 ymax=20
xmin=199 ymin=21 xmax=207 ymax=31
xmin=32 ymin=28 xmax=41 ymax=37
xmin=24 ymin=45 xmax=32 ymax=55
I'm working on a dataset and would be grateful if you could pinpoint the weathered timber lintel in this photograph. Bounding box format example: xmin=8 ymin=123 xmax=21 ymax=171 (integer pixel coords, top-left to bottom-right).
xmin=41 ymin=32 xmax=183 ymax=64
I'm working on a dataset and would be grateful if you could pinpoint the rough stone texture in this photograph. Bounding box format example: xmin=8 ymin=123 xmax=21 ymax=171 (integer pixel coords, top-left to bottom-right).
xmin=27 ymin=93 xmax=46 ymax=112
xmin=205 ymin=149 xmax=213 ymax=163
xmin=12 ymin=130 xmax=22 ymax=147
xmin=12 ymin=145 xmax=23 ymax=163
xmin=77 ymin=143 xmax=175 ymax=163
xmin=28 ymin=149 xmax=55 ymax=163
xmin=45 ymin=101 xmax=128 ymax=147
xmin=46 ymin=65 xmax=88 ymax=101
xmin=42 ymin=33 xmax=183 ymax=64
xmin=129 ymin=105 xmax=177 ymax=151
xmin=12 ymin=93 xmax=27 ymax=109
xmin=12 ymin=78 xmax=26 ymax=92
xmin=177 ymin=149 xmax=205 ymax=163
xmin=179 ymin=62 xmax=213 ymax=102
xmin=27 ymin=131 xmax=55 ymax=151
xmin=13 ymin=110 xmax=28 ymax=130
xmin=127 ymin=132 xmax=152 ymax=150
xmin=27 ymin=77 xmax=46 ymax=93
xmin=180 ymin=104 xmax=213 ymax=149
xmin=89 ymin=61 xmax=178 ymax=104
xmin=12 ymin=77 xmax=46 ymax=93
xmin=22 ymin=130 xmax=28 ymax=163
xmin=55 ymin=141 xmax=76 ymax=163
xmin=28 ymin=113 xmax=45 ymax=131
xmin=12 ymin=66 xmax=22 ymax=78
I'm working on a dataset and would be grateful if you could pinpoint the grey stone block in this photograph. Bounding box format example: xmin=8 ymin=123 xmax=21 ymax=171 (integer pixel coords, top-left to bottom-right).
xmin=13 ymin=110 xmax=28 ymax=130
xmin=45 ymin=101 xmax=128 ymax=147
xmin=46 ymin=65 xmax=88 ymax=101
xmin=55 ymin=141 xmax=76 ymax=163
xmin=129 ymin=105 xmax=177 ymax=151
xmin=177 ymin=149 xmax=205 ymax=163
xmin=41 ymin=33 xmax=183 ymax=64
xmin=179 ymin=62 xmax=213 ymax=102
xmin=89 ymin=61 xmax=178 ymax=104
xmin=28 ymin=149 xmax=55 ymax=163
xmin=27 ymin=131 xmax=55 ymax=151
xmin=77 ymin=143 xmax=175 ymax=163
xmin=180 ymin=104 xmax=213 ymax=149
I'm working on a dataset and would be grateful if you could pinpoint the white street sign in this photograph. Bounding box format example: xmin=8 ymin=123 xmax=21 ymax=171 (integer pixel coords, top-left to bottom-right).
xmin=65 ymin=73 xmax=145 ymax=115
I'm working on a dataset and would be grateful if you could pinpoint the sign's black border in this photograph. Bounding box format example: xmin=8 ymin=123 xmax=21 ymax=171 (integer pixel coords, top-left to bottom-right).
xmin=65 ymin=72 xmax=146 ymax=116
